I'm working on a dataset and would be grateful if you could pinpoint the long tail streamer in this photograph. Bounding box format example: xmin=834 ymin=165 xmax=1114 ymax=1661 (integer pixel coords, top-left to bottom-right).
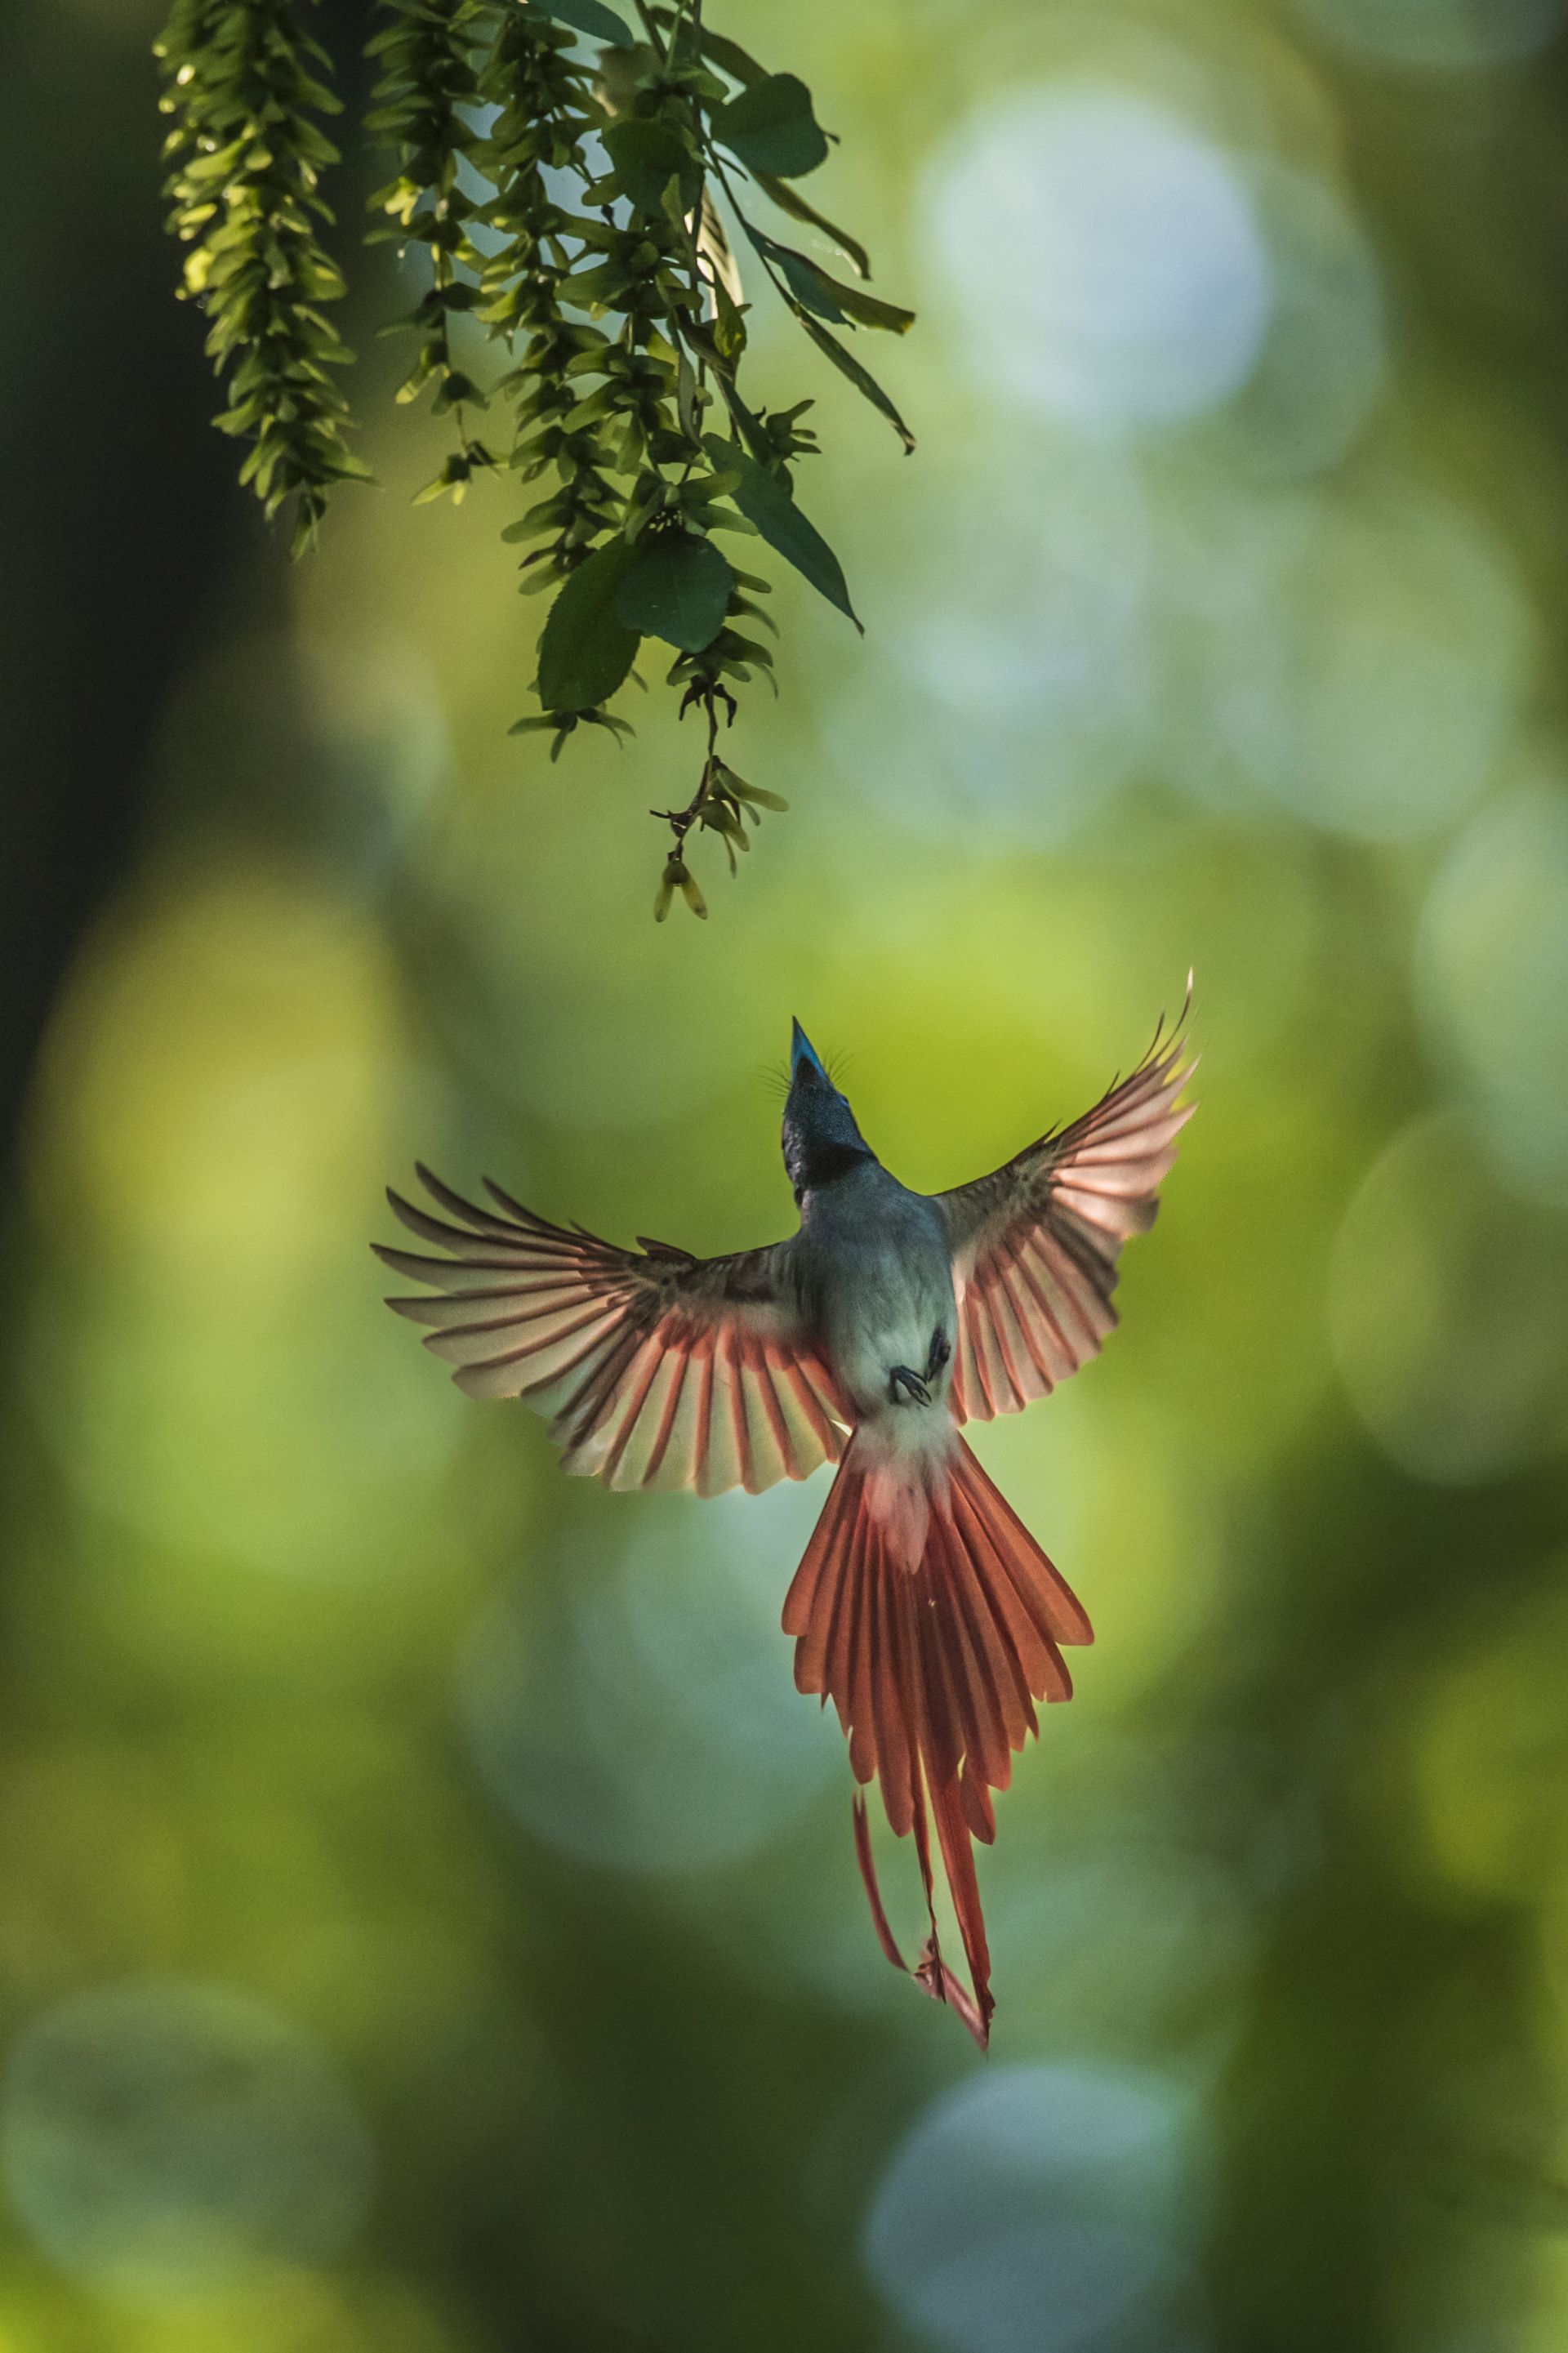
xmin=782 ymin=1434 xmax=1092 ymax=2046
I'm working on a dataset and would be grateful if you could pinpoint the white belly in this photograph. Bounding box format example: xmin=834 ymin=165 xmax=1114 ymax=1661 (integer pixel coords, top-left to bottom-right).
xmin=826 ymin=1250 xmax=954 ymax=1418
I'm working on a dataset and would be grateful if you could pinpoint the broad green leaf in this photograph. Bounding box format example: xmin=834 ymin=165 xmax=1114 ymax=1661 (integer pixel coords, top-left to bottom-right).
xmin=710 ymin=74 xmax=827 ymax=179
xmin=753 ymin=172 xmax=871 ymax=279
xmin=792 ymin=308 xmax=916 ymax=452
xmin=602 ymin=118 xmax=704 ymax=216
xmin=616 ymin=531 xmax=733 ymax=651
xmin=702 ymin=435 xmax=859 ymax=627
xmin=524 ymin=0 xmax=635 ymax=44
xmin=537 ymin=541 xmax=641 ymax=711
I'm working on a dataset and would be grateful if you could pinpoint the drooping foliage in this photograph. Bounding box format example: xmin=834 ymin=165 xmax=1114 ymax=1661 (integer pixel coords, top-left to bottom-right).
xmin=155 ymin=0 xmax=375 ymax=552
xmin=154 ymin=0 xmax=915 ymax=909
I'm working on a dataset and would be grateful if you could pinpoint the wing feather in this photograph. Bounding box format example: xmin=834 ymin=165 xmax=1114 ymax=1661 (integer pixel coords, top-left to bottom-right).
xmin=376 ymin=1170 xmax=849 ymax=1495
xmin=936 ymin=1000 xmax=1195 ymax=1424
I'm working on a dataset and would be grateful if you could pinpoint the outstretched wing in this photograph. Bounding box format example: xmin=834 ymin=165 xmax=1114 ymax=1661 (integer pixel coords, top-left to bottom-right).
xmin=934 ymin=1005 xmax=1196 ymax=1424
xmin=375 ymin=1168 xmax=849 ymax=1496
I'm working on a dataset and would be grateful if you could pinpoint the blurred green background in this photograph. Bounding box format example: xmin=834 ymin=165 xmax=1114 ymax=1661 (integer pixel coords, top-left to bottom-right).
xmin=5 ymin=0 xmax=1568 ymax=2346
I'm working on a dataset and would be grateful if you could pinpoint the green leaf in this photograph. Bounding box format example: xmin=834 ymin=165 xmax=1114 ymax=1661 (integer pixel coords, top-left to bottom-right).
xmin=756 ymin=237 xmax=843 ymax=321
xmin=524 ymin=0 xmax=635 ymax=44
xmin=710 ymin=74 xmax=827 ymax=179
xmin=752 ymin=172 xmax=871 ymax=279
xmin=602 ymin=118 xmax=703 ymax=216
xmin=690 ymin=25 xmax=768 ymax=85
xmin=814 ymin=276 xmax=914 ymax=333
xmin=702 ymin=435 xmax=859 ymax=627
xmin=615 ymin=531 xmax=733 ymax=651
xmin=537 ymin=541 xmax=642 ymax=711
xmin=749 ymin=226 xmax=914 ymax=332
xmin=791 ymin=308 xmax=916 ymax=452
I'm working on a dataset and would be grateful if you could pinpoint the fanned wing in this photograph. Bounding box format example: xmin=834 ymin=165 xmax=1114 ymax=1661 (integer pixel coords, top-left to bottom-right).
xmin=375 ymin=1168 xmax=849 ymax=1496
xmin=936 ymin=1000 xmax=1196 ymax=1424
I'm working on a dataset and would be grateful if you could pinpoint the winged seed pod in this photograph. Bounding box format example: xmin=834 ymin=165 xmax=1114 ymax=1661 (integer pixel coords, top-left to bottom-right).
xmin=654 ymin=853 xmax=706 ymax=920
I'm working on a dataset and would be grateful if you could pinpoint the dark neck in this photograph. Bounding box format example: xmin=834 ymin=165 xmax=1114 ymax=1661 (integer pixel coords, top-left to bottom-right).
xmin=794 ymin=1139 xmax=875 ymax=1195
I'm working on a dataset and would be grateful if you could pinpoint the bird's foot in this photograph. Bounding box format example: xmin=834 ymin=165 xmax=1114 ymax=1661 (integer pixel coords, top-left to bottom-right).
xmin=925 ymin=1329 xmax=951 ymax=1383
xmin=889 ymin=1365 xmax=932 ymax=1407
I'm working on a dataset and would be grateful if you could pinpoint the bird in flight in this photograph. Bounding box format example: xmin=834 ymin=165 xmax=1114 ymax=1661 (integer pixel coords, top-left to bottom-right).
xmin=376 ymin=998 xmax=1195 ymax=2046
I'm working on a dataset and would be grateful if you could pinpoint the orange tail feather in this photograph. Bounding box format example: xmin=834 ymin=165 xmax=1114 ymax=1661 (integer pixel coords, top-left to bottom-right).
xmin=782 ymin=1433 xmax=1091 ymax=2046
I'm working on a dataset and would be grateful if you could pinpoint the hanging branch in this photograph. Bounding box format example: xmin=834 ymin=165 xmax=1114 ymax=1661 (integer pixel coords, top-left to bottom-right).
xmin=154 ymin=0 xmax=373 ymax=555
xmin=477 ymin=13 xmax=621 ymax=585
xmin=154 ymin=0 xmax=915 ymax=914
xmin=366 ymin=0 xmax=499 ymax=499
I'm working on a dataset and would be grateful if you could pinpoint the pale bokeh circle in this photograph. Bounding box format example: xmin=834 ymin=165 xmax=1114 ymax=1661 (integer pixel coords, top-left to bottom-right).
xmin=924 ymin=87 xmax=1273 ymax=433
xmin=459 ymin=1482 xmax=841 ymax=1875
xmin=863 ymin=2061 xmax=1205 ymax=2353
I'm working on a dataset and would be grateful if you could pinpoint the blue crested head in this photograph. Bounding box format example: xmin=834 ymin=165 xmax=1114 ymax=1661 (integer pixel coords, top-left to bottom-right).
xmin=791 ymin=1018 xmax=828 ymax=1084
xmin=783 ymin=1020 xmax=871 ymax=1196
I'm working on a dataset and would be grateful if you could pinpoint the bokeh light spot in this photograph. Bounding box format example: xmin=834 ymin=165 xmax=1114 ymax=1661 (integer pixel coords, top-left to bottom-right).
xmin=23 ymin=868 xmax=467 ymax=1586
xmin=1415 ymin=778 xmax=1568 ymax=1192
xmin=863 ymin=2061 xmax=1205 ymax=2353
xmin=1330 ymin=1113 xmax=1568 ymax=1482
xmin=924 ymin=87 xmax=1272 ymax=433
xmin=1165 ymin=481 xmax=1531 ymax=837
xmin=845 ymin=433 xmax=1150 ymax=849
xmin=0 ymin=1982 xmax=375 ymax=2302
xmin=1223 ymin=164 xmax=1386 ymax=477
xmin=1391 ymin=1574 xmax=1568 ymax=1907
xmin=459 ymin=1482 xmax=842 ymax=1874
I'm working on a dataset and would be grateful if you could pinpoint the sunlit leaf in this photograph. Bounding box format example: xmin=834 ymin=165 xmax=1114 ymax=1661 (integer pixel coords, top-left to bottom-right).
xmin=713 ymin=278 xmax=748 ymax=364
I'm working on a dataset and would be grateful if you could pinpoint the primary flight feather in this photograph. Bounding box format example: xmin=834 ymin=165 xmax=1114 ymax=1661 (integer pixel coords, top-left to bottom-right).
xmin=376 ymin=998 xmax=1195 ymax=2045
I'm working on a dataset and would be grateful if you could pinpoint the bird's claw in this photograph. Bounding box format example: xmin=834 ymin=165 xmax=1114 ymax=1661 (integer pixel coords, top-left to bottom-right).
xmin=890 ymin=1365 xmax=932 ymax=1407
